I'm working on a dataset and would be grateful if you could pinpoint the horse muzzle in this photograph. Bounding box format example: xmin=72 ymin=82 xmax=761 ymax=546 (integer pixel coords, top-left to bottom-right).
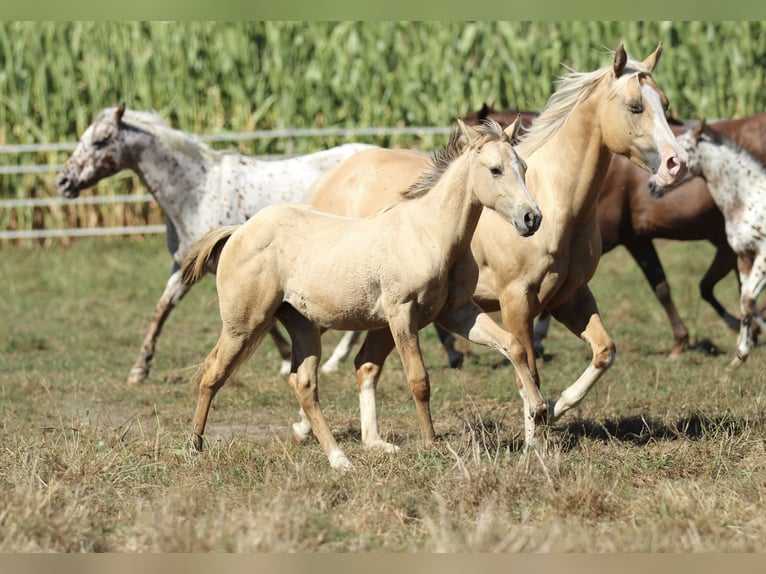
xmin=54 ymin=171 xmax=82 ymax=199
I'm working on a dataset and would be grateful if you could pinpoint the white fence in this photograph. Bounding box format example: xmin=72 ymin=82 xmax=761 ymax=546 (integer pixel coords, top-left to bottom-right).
xmin=0 ymin=126 xmax=452 ymax=241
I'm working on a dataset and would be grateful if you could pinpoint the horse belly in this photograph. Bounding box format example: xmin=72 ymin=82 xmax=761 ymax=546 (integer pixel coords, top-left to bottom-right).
xmin=284 ymin=273 xmax=388 ymax=331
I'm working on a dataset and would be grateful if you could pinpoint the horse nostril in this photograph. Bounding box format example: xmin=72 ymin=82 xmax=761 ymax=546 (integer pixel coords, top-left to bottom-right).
xmin=525 ymin=210 xmax=542 ymax=232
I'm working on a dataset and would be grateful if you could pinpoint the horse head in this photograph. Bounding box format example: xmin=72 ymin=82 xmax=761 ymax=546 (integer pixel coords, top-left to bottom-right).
xmin=55 ymin=103 xmax=128 ymax=198
xmin=599 ymin=43 xmax=688 ymax=190
xmin=457 ymin=118 xmax=542 ymax=237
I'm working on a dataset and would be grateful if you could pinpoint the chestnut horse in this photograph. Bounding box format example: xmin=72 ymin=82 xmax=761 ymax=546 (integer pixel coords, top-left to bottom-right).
xmin=308 ymin=43 xmax=688 ymax=450
xmin=181 ymin=120 xmax=541 ymax=469
xmin=469 ymin=104 xmax=766 ymax=360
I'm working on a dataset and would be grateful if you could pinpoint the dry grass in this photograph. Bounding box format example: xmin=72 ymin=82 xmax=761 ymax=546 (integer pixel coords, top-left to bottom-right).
xmin=1 ymin=236 xmax=766 ymax=552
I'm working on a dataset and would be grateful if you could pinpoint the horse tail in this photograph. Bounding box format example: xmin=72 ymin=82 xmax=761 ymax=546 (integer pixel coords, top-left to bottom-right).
xmin=181 ymin=225 xmax=240 ymax=285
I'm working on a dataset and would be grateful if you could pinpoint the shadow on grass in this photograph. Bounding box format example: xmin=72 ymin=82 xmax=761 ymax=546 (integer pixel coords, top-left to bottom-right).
xmin=556 ymin=411 xmax=757 ymax=452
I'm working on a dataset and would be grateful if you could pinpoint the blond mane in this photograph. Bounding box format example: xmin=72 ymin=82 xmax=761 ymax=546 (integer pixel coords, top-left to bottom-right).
xmin=403 ymin=120 xmax=508 ymax=200
xmin=517 ymin=51 xmax=654 ymax=155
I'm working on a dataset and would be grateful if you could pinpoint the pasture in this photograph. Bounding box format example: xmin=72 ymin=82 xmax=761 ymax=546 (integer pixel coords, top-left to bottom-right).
xmin=2 ymin=235 xmax=765 ymax=551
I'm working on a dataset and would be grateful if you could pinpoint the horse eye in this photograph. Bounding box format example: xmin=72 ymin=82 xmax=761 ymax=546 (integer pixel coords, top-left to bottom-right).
xmin=490 ymin=166 xmax=503 ymax=176
xmin=629 ymin=103 xmax=645 ymax=114
xmin=93 ymin=137 xmax=110 ymax=148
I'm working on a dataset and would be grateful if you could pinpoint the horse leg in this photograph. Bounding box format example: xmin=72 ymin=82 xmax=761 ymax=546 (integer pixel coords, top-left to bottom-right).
xmin=190 ymin=324 xmax=267 ymax=453
xmin=625 ymin=241 xmax=689 ymax=358
xmin=436 ymin=299 xmax=549 ymax=451
xmin=433 ymin=323 xmax=466 ymax=368
xmin=700 ymin=245 xmax=740 ymax=331
xmin=547 ymin=285 xmax=615 ymax=420
xmin=386 ymin=310 xmax=437 ymax=448
xmin=320 ymin=331 xmax=362 ymax=373
xmin=729 ymin=254 xmax=766 ymax=369
xmin=268 ymin=325 xmax=293 ymax=375
xmin=129 ymin=269 xmax=191 ymax=384
xmin=352 ymin=328 xmax=399 ymax=452
xmin=278 ymin=305 xmax=351 ymax=470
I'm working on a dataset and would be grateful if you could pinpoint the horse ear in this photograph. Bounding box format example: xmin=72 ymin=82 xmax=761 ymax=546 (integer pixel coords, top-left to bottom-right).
xmin=692 ymin=118 xmax=706 ymax=138
xmin=503 ymin=116 xmax=522 ymax=143
xmin=641 ymin=42 xmax=663 ymax=73
xmin=613 ymin=43 xmax=627 ymax=77
xmin=457 ymin=118 xmax=480 ymax=146
xmin=116 ymin=102 xmax=126 ymax=123
xmin=479 ymin=102 xmax=492 ymax=120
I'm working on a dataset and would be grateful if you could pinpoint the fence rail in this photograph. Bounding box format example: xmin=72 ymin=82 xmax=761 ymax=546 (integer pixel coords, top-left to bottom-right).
xmin=0 ymin=125 xmax=452 ymax=241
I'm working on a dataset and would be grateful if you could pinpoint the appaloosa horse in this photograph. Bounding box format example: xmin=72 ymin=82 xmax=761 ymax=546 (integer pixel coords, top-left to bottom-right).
xmin=181 ymin=119 xmax=541 ymax=469
xmin=673 ymin=119 xmax=766 ymax=368
xmin=55 ymin=104 xmax=376 ymax=383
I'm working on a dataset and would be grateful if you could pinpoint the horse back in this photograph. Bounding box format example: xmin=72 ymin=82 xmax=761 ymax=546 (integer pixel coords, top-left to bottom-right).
xmin=309 ymin=147 xmax=429 ymax=217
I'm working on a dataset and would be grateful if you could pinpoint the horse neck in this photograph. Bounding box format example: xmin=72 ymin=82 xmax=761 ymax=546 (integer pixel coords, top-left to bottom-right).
xmin=402 ymin=153 xmax=484 ymax=261
xmin=519 ymin=86 xmax=612 ymax=226
xmin=123 ymin=125 xmax=212 ymax=215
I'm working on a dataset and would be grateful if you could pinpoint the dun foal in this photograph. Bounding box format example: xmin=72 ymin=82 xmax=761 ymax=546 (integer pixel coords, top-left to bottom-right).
xmin=181 ymin=120 xmax=542 ymax=469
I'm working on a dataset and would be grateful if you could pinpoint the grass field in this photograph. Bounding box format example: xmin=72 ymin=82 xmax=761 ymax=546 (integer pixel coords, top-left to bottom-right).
xmin=1 ymin=235 xmax=766 ymax=551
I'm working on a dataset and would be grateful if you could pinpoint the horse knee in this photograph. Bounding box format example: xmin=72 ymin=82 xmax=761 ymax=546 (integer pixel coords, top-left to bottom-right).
xmin=593 ymin=340 xmax=616 ymax=370
xmin=408 ymin=375 xmax=431 ymax=402
xmin=290 ymin=369 xmax=318 ymax=403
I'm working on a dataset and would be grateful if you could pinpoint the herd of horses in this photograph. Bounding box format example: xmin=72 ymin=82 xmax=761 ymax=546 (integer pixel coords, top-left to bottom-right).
xmin=53 ymin=42 xmax=766 ymax=469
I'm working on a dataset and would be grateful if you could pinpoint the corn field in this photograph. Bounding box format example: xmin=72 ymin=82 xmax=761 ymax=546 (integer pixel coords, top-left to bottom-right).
xmin=2 ymin=21 xmax=766 ymax=241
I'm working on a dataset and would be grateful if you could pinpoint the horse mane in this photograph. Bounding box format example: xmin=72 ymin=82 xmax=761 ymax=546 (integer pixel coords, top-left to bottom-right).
xmin=402 ymin=120 xmax=507 ymax=200
xmin=516 ymin=50 xmax=653 ymax=154
xmin=120 ymin=108 xmax=218 ymax=164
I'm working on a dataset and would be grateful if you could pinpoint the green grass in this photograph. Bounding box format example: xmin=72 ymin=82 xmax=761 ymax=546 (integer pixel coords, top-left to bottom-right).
xmin=1 ymin=236 xmax=766 ymax=551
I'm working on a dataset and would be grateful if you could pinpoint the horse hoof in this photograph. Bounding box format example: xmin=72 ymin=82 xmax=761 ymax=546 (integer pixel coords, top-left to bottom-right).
xmin=291 ymin=422 xmax=313 ymax=443
xmin=728 ymin=354 xmax=746 ymax=370
xmin=364 ymin=440 xmax=400 ymax=453
xmin=188 ymin=433 xmax=204 ymax=453
xmin=329 ymin=449 xmax=353 ymax=471
xmin=127 ymin=367 xmax=148 ymax=385
xmin=448 ymin=352 xmax=464 ymax=369
xmin=320 ymin=362 xmax=340 ymax=374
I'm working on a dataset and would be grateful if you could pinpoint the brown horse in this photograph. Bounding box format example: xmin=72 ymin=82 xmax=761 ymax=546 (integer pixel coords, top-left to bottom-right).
xmin=308 ymin=43 xmax=688 ymax=450
xmin=469 ymin=104 xmax=766 ymax=359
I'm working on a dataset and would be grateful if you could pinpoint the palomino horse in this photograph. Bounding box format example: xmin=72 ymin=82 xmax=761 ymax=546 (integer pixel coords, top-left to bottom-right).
xmin=54 ymin=104 xmax=376 ymax=383
xmin=180 ymin=119 xmax=542 ymax=469
xmin=673 ymin=119 xmax=766 ymax=368
xmin=308 ymin=43 xmax=687 ymax=450
xmin=473 ymin=105 xmax=766 ymax=360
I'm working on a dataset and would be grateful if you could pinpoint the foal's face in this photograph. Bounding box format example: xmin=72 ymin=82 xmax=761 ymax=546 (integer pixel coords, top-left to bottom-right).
xmin=474 ymin=138 xmax=542 ymax=237
xmin=55 ymin=106 xmax=127 ymax=198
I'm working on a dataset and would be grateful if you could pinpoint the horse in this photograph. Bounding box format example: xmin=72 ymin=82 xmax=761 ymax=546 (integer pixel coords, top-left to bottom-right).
xmin=306 ymin=43 xmax=688 ymax=451
xmin=471 ymin=105 xmax=766 ymax=361
xmin=54 ymin=104 xmax=376 ymax=384
xmin=180 ymin=119 xmax=542 ymax=469
xmin=671 ymin=119 xmax=766 ymax=368
xmin=315 ymin=109 xmax=539 ymax=373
